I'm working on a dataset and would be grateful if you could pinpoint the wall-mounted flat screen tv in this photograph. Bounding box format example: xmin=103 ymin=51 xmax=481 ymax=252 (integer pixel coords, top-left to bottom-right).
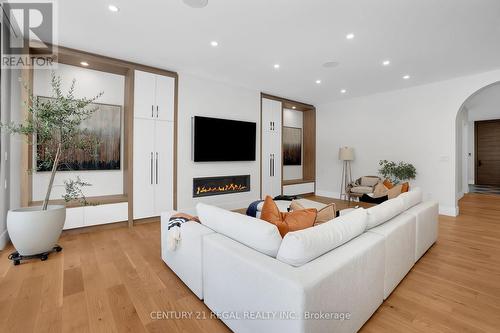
xmin=193 ymin=116 xmax=256 ymax=162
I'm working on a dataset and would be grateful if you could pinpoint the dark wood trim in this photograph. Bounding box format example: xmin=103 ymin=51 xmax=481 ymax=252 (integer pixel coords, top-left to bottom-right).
xmin=281 ymin=103 xmax=284 ymax=195
xmin=173 ymin=75 xmax=179 ymax=210
xmin=124 ymin=69 xmax=134 ymax=227
xmin=303 ymin=108 xmax=316 ymax=182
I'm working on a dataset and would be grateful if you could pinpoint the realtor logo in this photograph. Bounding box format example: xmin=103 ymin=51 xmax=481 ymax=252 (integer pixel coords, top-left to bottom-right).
xmin=1 ymin=1 xmax=56 ymax=68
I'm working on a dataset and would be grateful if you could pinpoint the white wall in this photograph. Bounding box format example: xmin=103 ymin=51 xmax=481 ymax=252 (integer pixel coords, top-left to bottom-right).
xmin=283 ymin=108 xmax=303 ymax=180
xmin=316 ymin=69 xmax=500 ymax=216
xmin=32 ymin=64 xmax=125 ymax=201
xmin=177 ymin=73 xmax=261 ymax=214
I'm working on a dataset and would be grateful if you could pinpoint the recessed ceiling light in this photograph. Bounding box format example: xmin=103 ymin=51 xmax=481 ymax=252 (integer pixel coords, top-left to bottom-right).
xmin=340 ymin=89 xmax=347 ymax=94
xmin=346 ymin=33 xmax=355 ymax=40
xmin=403 ymin=75 xmax=411 ymax=80
xmin=315 ymin=80 xmax=322 ymax=84
xmin=273 ymin=64 xmax=280 ymax=69
xmin=183 ymin=0 xmax=208 ymax=8
xmin=382 ymin=60 xmax=391 ymax=66
xmin=108 ymin=4 xmax=119 ymax=12
xmin=80 ymin=61 xmax=89 ymax=67
xmin=323 ymin=61 xmax=339 ymax=68
xmin=292 ymin=106 xmax=296 ymax=109
xmin=210 ymin=41 xmax=218 ymax=47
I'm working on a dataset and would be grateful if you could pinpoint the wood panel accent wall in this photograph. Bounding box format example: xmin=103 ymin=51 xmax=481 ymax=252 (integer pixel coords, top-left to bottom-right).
xmin=22 ymin=46 xmax=178 ymax=227
xmin=260 ymin=93 xmax=316 ymax=194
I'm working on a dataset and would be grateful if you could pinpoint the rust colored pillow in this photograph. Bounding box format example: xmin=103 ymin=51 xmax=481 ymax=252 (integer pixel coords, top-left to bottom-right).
xmin=401 ymin=182 xmax=410 ymax=193
xmin=383 ymin=179 xmax=394 ymax=189
xmin=290 ymin=200 xmax=336 ymax=225
xmin=261 ymin=196 xmax=317 ymax=237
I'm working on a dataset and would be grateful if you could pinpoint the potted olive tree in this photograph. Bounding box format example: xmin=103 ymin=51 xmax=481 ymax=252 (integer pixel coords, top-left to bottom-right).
xmin=2 ymin=72 xmax=102 ymax=260
xmin=378 ymin=159 xmax=417 ymax=184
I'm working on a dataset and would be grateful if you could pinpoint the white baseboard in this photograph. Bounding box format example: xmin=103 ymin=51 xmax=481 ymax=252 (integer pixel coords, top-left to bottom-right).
xmin=439 ymin=205 xmax=459 ymax=217
xmin=0 ymin=229 xmax=9 ymax=250
xmin=315 ymin=190 xmax=342 ymax=199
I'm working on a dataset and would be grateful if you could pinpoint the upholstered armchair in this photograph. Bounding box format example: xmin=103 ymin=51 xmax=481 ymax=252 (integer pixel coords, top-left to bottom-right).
xmin=346 ymin=176 xmax=381 ymax=203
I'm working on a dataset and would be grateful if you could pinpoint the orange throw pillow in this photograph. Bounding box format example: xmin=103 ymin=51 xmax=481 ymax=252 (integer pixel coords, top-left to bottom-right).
xmin=261 ymin=196 xmax=317 ymax=237
xmin=290 ymin=200 xmax=336 ymax=225
xmin=383 ymin=179 xmax=394 ymax=189
xmin=401 ymin=182 xmax=410 ymax=193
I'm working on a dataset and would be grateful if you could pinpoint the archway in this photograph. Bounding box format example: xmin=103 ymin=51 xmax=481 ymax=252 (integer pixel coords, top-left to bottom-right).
xmin=455 ymin=81 xmax=500 ymax=206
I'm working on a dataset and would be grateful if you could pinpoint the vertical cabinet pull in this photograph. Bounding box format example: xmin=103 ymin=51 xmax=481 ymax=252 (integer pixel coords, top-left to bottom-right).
xmin=156 ymin=105 xmax=159 ymax=118
xmin=150 ymin=152 xmax=153 ymax=184
xmin=270 ymin=154 xmax=272 ymax=177
xmin=151 ymin=105 xmax=154 ymax=118
xmin=156 ymin=152 xmax=159 ymax=184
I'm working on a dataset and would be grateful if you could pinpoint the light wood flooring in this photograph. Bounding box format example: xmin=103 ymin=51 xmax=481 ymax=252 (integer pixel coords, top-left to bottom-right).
xmin=0 ymin=193 xmax=499 ymax=332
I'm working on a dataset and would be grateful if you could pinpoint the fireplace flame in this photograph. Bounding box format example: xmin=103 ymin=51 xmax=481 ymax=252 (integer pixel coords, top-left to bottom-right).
xmin=196 ymin=183 xmax=248 ymax=195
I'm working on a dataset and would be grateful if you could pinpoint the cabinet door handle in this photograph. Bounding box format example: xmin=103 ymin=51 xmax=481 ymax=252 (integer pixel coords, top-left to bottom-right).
xmin=271 ymin=154 xmax=274 ymax=177
xmin=156 ymin=105 xmax=159 ymax=118
xmin=151 ymin=105 xmax=154 ymax=118
xmin=270 ymin=154 xmax=272 ymax=177
xmin=156 ymin=152 xmax=159 ymax=184
xmin=150 ymin=152 xmax=153 ymax=184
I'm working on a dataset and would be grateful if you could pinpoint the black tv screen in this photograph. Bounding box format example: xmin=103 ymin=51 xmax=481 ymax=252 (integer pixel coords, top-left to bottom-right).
xmin=193 ymin=116 xmax=256 ymax=162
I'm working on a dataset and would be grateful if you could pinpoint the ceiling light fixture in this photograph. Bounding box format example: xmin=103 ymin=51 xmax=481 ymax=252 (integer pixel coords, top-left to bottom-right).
xmin=80 ymin=61 xmax=89 ymax=67
xmin=382 ymin=60 xmax=391 ymax=66
xmin=340 ymin=89 xmax=347 ymax=94
xmin=108 ymin=4 xmax=119 ymax=12
xmin=183 ymin=0 xmax=208 ymax=8
xmin=210 ymin=41 xmax=218 ymax=47
xmin=315 ymin=80 xmax=322 ymax=84
xmin=273 ymin=64 xmax=280 ymax=69
xmin=323 ymin=61 xmax=339 ymax=68
xmin=402 ymin=75 xmax=411 ymax=80
xmin=346 ymin=33 xmax=355 ymax=40
xmin=292 ymin=106 xmax=296 ymax=109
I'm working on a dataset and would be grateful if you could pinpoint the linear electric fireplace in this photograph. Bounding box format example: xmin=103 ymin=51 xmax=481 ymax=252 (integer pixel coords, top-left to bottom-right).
xmin=193 ymin=175 xmax=251 ymax=197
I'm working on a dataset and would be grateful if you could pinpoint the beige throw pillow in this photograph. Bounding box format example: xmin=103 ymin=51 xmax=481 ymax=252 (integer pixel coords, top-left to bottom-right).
xmin=387 ymin=184 xmax=403 ymax=199
xmin=290 ymin=200 xmax=336 ymax=225
xmin=373 ymin=182 xmax=389 ymax=198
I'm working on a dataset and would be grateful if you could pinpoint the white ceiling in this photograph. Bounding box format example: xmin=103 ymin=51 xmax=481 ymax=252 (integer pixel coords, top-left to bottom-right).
xmin=56 ymin=0 xmax=500 ymax=105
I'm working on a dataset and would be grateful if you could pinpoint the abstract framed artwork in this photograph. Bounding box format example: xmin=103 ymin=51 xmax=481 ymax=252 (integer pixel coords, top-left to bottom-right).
xmin=283 ymin=126 xmax=302 ymax=165
xmin=36 ymin=96 xmax=122 ymax=171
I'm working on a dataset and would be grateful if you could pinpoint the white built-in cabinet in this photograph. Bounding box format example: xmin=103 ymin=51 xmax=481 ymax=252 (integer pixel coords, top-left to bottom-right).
xmin=133 ymin=70 xmax=175 ymax=219
xmin=63 ymin=203 xmax=128 ymax=230
xmin=261 ymin=98 xmax=282 ymax=198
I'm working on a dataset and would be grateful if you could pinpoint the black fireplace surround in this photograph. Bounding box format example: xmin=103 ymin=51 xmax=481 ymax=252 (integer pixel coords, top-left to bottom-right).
xmin=193 ymin=175 xmax=251 ymax=198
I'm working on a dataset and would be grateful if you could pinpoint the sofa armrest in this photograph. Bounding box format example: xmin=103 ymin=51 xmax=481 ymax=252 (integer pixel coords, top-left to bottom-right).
xmin=202 ymin=232 xmax=385 ymax=333
xmin=161 ymin=211 xmax=215 ymax=299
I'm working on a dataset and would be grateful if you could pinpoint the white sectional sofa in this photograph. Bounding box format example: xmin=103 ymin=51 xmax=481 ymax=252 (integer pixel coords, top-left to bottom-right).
xmin=161 ymin=188 xmax=438 ymax=333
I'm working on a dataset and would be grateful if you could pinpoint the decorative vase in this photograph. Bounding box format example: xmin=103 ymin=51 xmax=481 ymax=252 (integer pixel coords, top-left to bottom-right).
xmin=7 ymin=205 xmax=66 ymax=256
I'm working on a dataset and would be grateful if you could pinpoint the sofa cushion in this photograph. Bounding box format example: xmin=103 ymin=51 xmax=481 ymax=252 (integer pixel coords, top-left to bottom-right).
xmin=361 ymin=176 xmax=379 ymax=187
xmin=350 ymin=186 xmax=373 ymax=194
xmin=366 ymin=197 xmax=405 ymax=229
xmin=398 ymin=187 xmax=423 ymax=210
xmin=196 ymin=203 xmax=282 ymax=257
xmin=276 ymin=208 xmax=368 ymax=267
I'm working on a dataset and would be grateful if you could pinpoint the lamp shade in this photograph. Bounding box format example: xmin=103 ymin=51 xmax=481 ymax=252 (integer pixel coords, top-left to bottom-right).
xmin=339 ymin=147 xmax=354 ymax=161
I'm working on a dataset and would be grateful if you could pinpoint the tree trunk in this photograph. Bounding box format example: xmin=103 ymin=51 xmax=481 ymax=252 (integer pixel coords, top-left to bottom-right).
xmin=42 ymin=143 xmax=61 ymax=210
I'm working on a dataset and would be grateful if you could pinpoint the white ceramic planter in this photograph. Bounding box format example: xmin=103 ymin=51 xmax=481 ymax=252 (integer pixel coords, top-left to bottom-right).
xmin=7 ymin=205 xmax=66 ymax=256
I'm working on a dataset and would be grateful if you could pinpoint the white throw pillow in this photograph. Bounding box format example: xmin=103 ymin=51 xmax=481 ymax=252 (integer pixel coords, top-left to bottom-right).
xmin=196 ymin=203 xmax=282 ymax=257
xmin=361 ymin=176 xmax=379 ymax=187
xmin=276 ymin=208 xmax=368 ymax=267
xmin=366 ymin=197 xmax=405 ymax=230
xmin=398 ymin=187 xmax=423 ymax=210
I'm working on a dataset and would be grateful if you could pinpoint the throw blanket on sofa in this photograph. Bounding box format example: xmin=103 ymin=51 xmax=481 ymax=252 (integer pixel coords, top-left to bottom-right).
xmin=246 ymin=200 xmax=264 ymax=217
xmin=168 ymin=213 xmax=199 ymax=251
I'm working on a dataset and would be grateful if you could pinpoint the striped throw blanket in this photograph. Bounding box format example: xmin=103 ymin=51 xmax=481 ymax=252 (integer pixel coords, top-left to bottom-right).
xmin=167 ymin=213 xmax=200 ymax=251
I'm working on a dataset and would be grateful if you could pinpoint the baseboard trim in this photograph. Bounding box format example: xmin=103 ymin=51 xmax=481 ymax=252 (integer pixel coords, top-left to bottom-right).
xmin=439 ymin=205 xmax=459 ymax=217
xmin=0 ymin=229 xmax=9 ymax=250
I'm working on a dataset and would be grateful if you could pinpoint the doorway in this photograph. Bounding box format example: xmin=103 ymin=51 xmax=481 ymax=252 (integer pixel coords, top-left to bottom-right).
xmin=475 ymin=119 xmax=500 ymax=186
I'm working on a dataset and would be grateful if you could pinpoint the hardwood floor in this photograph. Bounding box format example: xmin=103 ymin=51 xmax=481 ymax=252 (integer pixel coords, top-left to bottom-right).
xmin=0 ymin=193 xmax=499 ymax=332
